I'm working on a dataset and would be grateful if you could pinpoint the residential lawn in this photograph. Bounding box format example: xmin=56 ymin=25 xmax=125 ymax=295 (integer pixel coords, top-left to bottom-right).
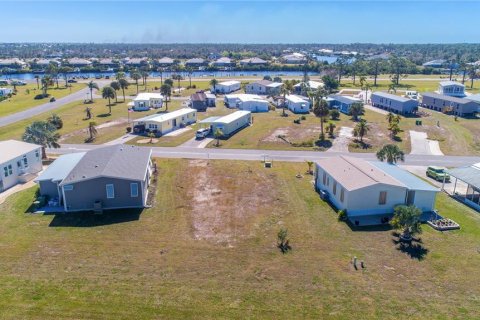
xmin=121 ymin=80 xmax=212 ymax=97
xmin=0 ymin=159 xmax=479 ymax=319
xmin=0 ymin=83 xmax=84 ymax=117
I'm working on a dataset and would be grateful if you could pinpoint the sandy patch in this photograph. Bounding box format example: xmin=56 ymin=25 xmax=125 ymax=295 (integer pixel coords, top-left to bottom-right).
xmin=262 ymin=126 xmax=320 ymax=143
xmin=59 ymin=119 xmax=127 ymax=142
xmin=137 ymin=138 xmax=159 ymax=144
xmin=185 ymin=160 xmax=278 ymax=246
xmin=327 ymin=127 xmax=353 ymax=153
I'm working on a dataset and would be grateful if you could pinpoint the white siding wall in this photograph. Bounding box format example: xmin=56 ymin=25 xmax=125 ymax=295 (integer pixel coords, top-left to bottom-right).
xmin=411 ymin=190 xmax=437 ymax=212
xmin=0 ymin=147 xmax=42 ymax=191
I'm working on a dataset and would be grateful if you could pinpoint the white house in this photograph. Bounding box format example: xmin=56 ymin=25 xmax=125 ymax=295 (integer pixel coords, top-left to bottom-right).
xmin=0 ymin=87 xmax=13 ymax=97
xmin=285 ymin=95 xmax=310 ymax=114
xmin=437 ymin=81 xmax=466 ymax=97
xmin=315 ymin=156 xmax=439 ymax=226
xmin=282 ymin=52 xmax=307 ymax=64
xmin=200 ymin=111 xmax=252 ymax=137
xmin=129 ymin=93 xmax=163 ymax=111
xmin=0 ymin=140 xmax=43 ymax=192
xmin=133 ymin=108 xmax=196 ymax=136
xmin=224 ymin=94 xmax=269 ymax=112
xmin=245 ymin=80 xmax=283 ymax=96
xmin=212 ymin=80 xmax=241 ymax=94
xmin=293 ymin=80 xmax=323 ymax=95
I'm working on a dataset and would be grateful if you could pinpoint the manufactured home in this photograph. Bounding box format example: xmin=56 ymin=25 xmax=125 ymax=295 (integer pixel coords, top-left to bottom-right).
xmin=133 ymin=108 xmax=197 ymax=136
xmin=190 ymin=91 xmax=216 ymax=111
xmin=224 ymin=94 xmax=269 ymax=112
xmin=129 ymin=93 xmax=163 ymax=111
xmin=315 ymin=156 xmax=439 ymax=226
xmin=421 ymin=92 xmax=478 ymax=117
xmin=200 ymin=111 xmax=252 ymax=137
xmin=371 ymin=92 xmax=419 ymax=115
xmin=0 ymin=87 xmax=13 ymax=97
xmin=36 ymin=145 xmax=153 ymax=212
xmin=0 ymin=140 xmax=42 ymax=192
xmin=285 ymin=95 xmax=310 ymax=113
xmin=293 ymin=80 xmax=323 ymax=96
xmin=211 ymin=80 xmax=241 ymax=94
xmin=437 ymin=81 xmax=465 ymax=97
xmin=327 ymin=94 xmax=363 ymax=114
xmin=245 ymin=80 xmax=283 ymax=96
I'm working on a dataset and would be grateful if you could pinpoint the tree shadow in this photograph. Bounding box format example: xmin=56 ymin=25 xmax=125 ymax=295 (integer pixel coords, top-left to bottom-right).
xmin=391 ymin=233 xmax=428 ymax=260
xmin=97 ymin=113 xmax=112 ymax=118
xmin=315 ymin=139 xmax=332 ymax=148
xmin=392 ymin=135 xmax=403 ymax=142
xmin=48 ymin=208 xmax=143 ymax=227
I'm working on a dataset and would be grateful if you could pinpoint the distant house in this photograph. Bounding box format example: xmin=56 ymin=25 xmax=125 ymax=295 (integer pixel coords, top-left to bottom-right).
xmin=67 ymin=58 xmax=92 ymax=68
xmin=211 ymin=80 xmax=241 ymax=94
xmin=97 ymin=58 xmax=120 ymax=69
xmin=0 ymin=140 xmax=42 ymax=192
xmin=422 ymin=59 xmax=446 ymax=68
xmin=35 ymin=145 xmax=153 ymax=212
xmin=125 ymin=57 xmax=149 ymax=68
xmin=437 ymin=81 xmax=465 ymax=97
xmin=245 ymin=80 xmax=283 ymax=96
xmin=421 ymin=92 xmax=478 ymax=117
xmin=282 ymin=53 xmax=307 ymax=64
xmin=0 ymin=58 xmax=27 ymax=69
xmin=133 ymin=108 xmax=197 ymax=136
xmin=315 ymin=156 xmax=439 ymax=226
xmin=0 ymin=87 xmax=13 ymax=97
xmin=371 ymin=92 xmax=419 ymax=115
xmin=239 ymin=57 xmax=268 ymax=66
xmin=200 ymin=111 xmax=252 ymax=137
xmin=129 ymin=93 xmax=163 ymax=111
xmin=224 ymin=94 xmax=269 ymax=113
xmin=212 ymin=57 xmax=235 ymax=68
xmin=285 ymin=95 xmax=310 ymax=114
xmin=293 ymin=80 xmax=323 ymax=96
xmin=466 ymin=94 xmax=480 ymax=112
xmin=190 ymin=91 xmax=215 ymax=111
xmin=31 ymin=58 xmax=60 ymax=69
xmin=327 ymin=94 xmax=363 ymax=114
xmin=157 ymin=57 xmax=175 ymax=67
xmin=185 ymin=58 xmax=206 ymax=68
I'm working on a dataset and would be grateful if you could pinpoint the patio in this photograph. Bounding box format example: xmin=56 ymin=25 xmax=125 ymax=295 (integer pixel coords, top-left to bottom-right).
xmin=445 ymin=163 xmax=480 ymax=212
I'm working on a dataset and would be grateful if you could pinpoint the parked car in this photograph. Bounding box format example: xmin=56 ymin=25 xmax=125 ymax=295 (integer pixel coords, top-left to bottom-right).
xmin=426 ymin=166 xmax=450 ymax=182
xmin=195 ymin=128 xmax=210 ymax=139
xmin=105 ymin=75 xmax=110 ymax=79
xmin=68 ymin=79 xmax=78 ymax=83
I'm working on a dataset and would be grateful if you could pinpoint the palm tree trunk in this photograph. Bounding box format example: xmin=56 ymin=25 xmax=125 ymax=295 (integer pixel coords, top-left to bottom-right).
xmin=90 ymin=88 xmax=93 ymax=101
xmin=320 ymin=118 xmax=324 ymax=140
xmin=41 ymin=146 xmax=47 ymax=159
xmin=115 ymin=91 xmax=118 ymax=103
xmin=122 ymin=88 xmax=126 ymax=102
xmin=462 ymin=70 xmax=466 ymax=84
xmin=136 ymin=81 xmax=139 ymax=94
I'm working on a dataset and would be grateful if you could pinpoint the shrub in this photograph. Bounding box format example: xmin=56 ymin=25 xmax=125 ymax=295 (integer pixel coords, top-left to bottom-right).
xmin=268 ymin=104 xmax=276 ymax=111
xmin=293 ymin=119 xmax=301 ymax=124
xmin=338 ymin=210 xmax=347 ymax=221
xmin=300 ymin=115 xmax=306 ymax=120
xmin=291 ymin=139 xmax=314 ymax=147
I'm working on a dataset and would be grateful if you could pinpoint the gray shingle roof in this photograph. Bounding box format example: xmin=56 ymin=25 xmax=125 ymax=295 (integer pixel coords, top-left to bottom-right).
xmin=60 ymin=145 xmax=151 ymax=186
xmin=421 ymin=92 xmax=473 ymax=104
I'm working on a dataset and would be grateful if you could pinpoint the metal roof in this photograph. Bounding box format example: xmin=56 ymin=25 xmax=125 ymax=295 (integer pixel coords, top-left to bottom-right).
xmin=213 ymin=111 xmax=251 ymax=124
xmin=0 ymin=140 xmax=41 ymax=165
xmin=218 ymin=80 xmax=240 ymax=86
xmin=439 ymin=81 xmax=464 ymax=87
xmin=421 ymin=92 xmax=473 ymax=104
xmin=199 ymin=116 xmax=222 ymax=124
xmin=60 ymin=145 xmax=151 ymax=186
xmin=35 ymin=152 xmax=86 ymax=182
xmin=370 ymin=162 xmax=439 ymax=192
xmin=135 ymin=108 xmax=195 ymax=123
xmin=371 ymin=91 xmax=411 ymax=103
xmin=328 ymin=94 xmax=362 ymax=105
xmin=134 ymin=93 xmax=163 ymax=101
xmin=447 ymin=164 xmax=480 ymax=188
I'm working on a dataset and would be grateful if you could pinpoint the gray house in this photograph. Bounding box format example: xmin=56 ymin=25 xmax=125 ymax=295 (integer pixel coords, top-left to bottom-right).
xmin=35 ymin=145 xmax=153 ymax=212
xmin=371 ymin=92 xmax=419 ymax=115
xmin=421 ymin=92 xmax=478 ymax=117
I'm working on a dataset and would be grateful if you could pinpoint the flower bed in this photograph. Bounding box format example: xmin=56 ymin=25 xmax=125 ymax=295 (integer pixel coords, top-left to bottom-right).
xmin=427 ymin=218 xmax=460 ymax=231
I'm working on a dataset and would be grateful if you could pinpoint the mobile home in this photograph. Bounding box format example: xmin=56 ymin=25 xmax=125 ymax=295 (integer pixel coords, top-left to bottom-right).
xmin=285 ymin=95 xmax=310 ymax=113
xmin=201 ymin=111 xmax=252 ymax=137
xmin=371 ymin=92 xmax=418 ymax=115
xmin=133 ymin=108 xmax=197 ymax=135
xmin=211 ymin=80 xmax=241 ymax=94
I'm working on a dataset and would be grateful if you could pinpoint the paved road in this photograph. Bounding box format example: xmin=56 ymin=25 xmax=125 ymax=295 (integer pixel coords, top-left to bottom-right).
xmin=0 ymin=87 xmax=92 ymax=128
xmin=47 ymin=144 xmax=480 ymax=167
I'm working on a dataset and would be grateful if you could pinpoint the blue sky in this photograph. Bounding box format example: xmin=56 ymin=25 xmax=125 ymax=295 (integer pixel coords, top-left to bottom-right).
xmin=2 ymin=1 xmax=479 ymax=43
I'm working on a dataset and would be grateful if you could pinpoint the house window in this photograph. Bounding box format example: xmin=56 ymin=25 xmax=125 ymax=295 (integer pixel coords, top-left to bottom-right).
xmin=63 ymin=184 xmax=74 ymax=191
xmin=17 ymin=161 xmax=21 ymax=168
xmin=333 ymin=181 xmax=337 ymax=195
xmin=379 ymin=191 xmax=387 ymax=205
xmin=340 ymin=188 xmax=345 ymax=202
xmin=327 ymin=177 xmax=330 ymax=186
xmin=3 ymin=166 xmax=8 ymax=177
xmin=130 ymin=183 xmax=139 ymax=197
xmin=35 ymin=150 xmax=40 ymax=160
xmin=23 ymin=155 xmax=28 ymax=167
xmin=322 ymin=172 xmax=326 ymax=185
xmin=106 ymin=184 xmax=115 ymax=199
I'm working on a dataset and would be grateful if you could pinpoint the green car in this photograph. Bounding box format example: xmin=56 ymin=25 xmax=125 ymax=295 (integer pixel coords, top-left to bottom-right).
xmin=426 ymin=166 xmax=450 ymax=182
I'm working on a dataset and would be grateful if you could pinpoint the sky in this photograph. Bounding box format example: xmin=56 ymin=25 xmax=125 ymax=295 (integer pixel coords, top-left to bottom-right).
xmin=2 ymin=1 xmax=479 ymax=43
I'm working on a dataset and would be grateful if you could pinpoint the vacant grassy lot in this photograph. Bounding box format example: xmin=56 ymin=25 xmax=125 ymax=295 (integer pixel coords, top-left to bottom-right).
xmin=0 ymin=159 xmax=479 ymax=319
xmin=121 ymin=80 xmax=212 ymax=97
xmin=0 ymin=83 xmax=84 ymax=117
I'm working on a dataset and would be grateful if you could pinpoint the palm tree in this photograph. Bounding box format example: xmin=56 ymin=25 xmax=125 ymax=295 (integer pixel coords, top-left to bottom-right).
xmin=22 ymin=121 xmax=60 ymax=159
xmin=41 ymin=76 xmax=51 ymax=96
xmin=115 ymin=71 xmax=126 ymax=81
xmin=391 ymin=205 xmax=422 ymax=241
xmin=210 ymin=78 xmax=218 ymax=93
xmin=214 ymin=128 xmax=224 ymax=147
xmin=313 ymin=99 xmax=330 ymax=141
xmin=87 ymin=81 xmax=99 ymax=102
xmin=160 ymin=84 xmax=172 ymax=111
xmin=141 ymin=69 xmax=149 ymax=89
xmin=388 ymin=121 xmax=401 ymax=139
xmin=327 ymin=122 xmax=336 ymax=138
xmin=119 ymin=78 xmax=129 ymax=102
xmin=47 ymin=113 xmax=63 ymax=129
xmin=349 ymin=103 xmax=364 ymax=121
xmin=87 ymin=121 xmax=98 ymax=142
xmin=148 ymin=132 xmax=156 ymax=144
xmin=305 ymin=160 xmax=314 ymax=174
xmin=359 ymin=76 xmax=371 ymax=104
xmin=280 ymin=85 xmax=290 ymax=116
xmin=376 ymin=144 xmax=405 ymax=164
xmin=187 ymin=67 xmax=193 ymax=88
xmin=59 ymin=66 xmax=73 ymax=87
xmin=34 ymin=75 xmax=40 ymax=89
xmin=85 ymin=107 xmax=92 ymax=120
xmin=102 ymin=86 xmax=116 ymax=113
xmin=386 ymin=112 xmax=395 ymax=124
xmin=110 ymin=81 xmax=120 ymax=103
xmin=157 ymin=67 xmax=164 ymax=85
xmin=353 ymin=119 xmax=369 ymax=142
xmin=130 ymin=70 xmax=141 ymax=94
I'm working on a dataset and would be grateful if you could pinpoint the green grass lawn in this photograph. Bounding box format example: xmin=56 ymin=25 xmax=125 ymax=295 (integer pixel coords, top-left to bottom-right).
xmin=0 ymin=83 xmax=85 ymax=117
xmin=0 ymin=159 xmax=479 ymax=319
xmin=119 ymin=80 xmax=211 ymax=97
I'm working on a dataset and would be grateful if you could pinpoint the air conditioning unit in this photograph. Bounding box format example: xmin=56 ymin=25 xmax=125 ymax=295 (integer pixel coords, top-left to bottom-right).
xmin=319 ymin=190 xmax=329 ymax=201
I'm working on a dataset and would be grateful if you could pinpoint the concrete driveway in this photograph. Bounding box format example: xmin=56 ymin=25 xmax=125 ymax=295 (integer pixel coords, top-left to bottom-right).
xmin=409 ymin=131 xmax=444 ymax=156
xmin=179 ymin=137 xmax=214 ymax=148
xmin=327 ymin=127 xmax=353 ymax=153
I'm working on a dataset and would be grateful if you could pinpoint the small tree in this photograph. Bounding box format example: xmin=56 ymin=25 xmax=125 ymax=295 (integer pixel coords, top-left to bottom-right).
xmin=110 ymin=81 xmax=120 ymax=103
xmin=214 ymin=128 xmax=224 ymax=147
xmin=313 ymin=99 xmax=330 ymax=141
xmin=210 ymin=78 xmax=218 ymax=93
xmin=305 ymin=160 xmax=314 ymax=174
xmin=349 ymin=103 xmax=364 ymax=121
xmin=85 ymin=107 xmax=92 ymax=120
xmin=87 ymin=121 xmax=98 ymax=142
xmin=353 ymin=119 xmax=369 ymax=142
xmin=391 ymin=205 xmax=422 ymax=241
xmin=376 ymin=144 xmax=405 ymax=164
xmin=388 ymin=121 xmax=401 ymax=139
xmin=87 ymin=81 xmax=99 ymax=102
xmin=130 ymin=70 xmax=141 ymax=94
xmin=148 ymin=132 xmax=156 ymax=143
xmin=22 ymin=121 xmax=60 ymax=159
xmin=160 ymin=84 xmax=172 ymax=111
xmin=119 ymin=78 xmax=129 ymax=102
xmin=277 ymin=227 xmax=291 ymax=254
xmin=386 ymin=112 xmax=395 ymax=124
xmin=329 ymin=109 xmax=340 ymax=120
xmin=327 ymin=122 xmax=336 ymax=138
xmin=102 ymin=86 xmax=116 ymax=114
xmin=263 ymin=75 xmax=272 ymax=81
xmin=47 ymin=113 xmax=63 ymax=130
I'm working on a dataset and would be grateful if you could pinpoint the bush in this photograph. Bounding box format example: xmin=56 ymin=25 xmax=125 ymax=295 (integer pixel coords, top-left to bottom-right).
xmin=338 ymin=210 xmax=347 ymax=221
xmin=268 ymin=104 xmax=276 ymax=111
xmin=291 ymin=139 xmax=314 ymax=147
xmin=300 ymin=115 xmax=306 ymax=120
xmin=293 ymin=119 xmax=301 ymax=124
xmin=330 ymin=109 xmax=340 ymax=120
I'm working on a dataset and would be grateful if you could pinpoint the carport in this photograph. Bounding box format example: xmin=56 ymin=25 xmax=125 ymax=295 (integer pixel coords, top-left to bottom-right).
xmin=445 ymin=163 xmax=480 ymax=211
